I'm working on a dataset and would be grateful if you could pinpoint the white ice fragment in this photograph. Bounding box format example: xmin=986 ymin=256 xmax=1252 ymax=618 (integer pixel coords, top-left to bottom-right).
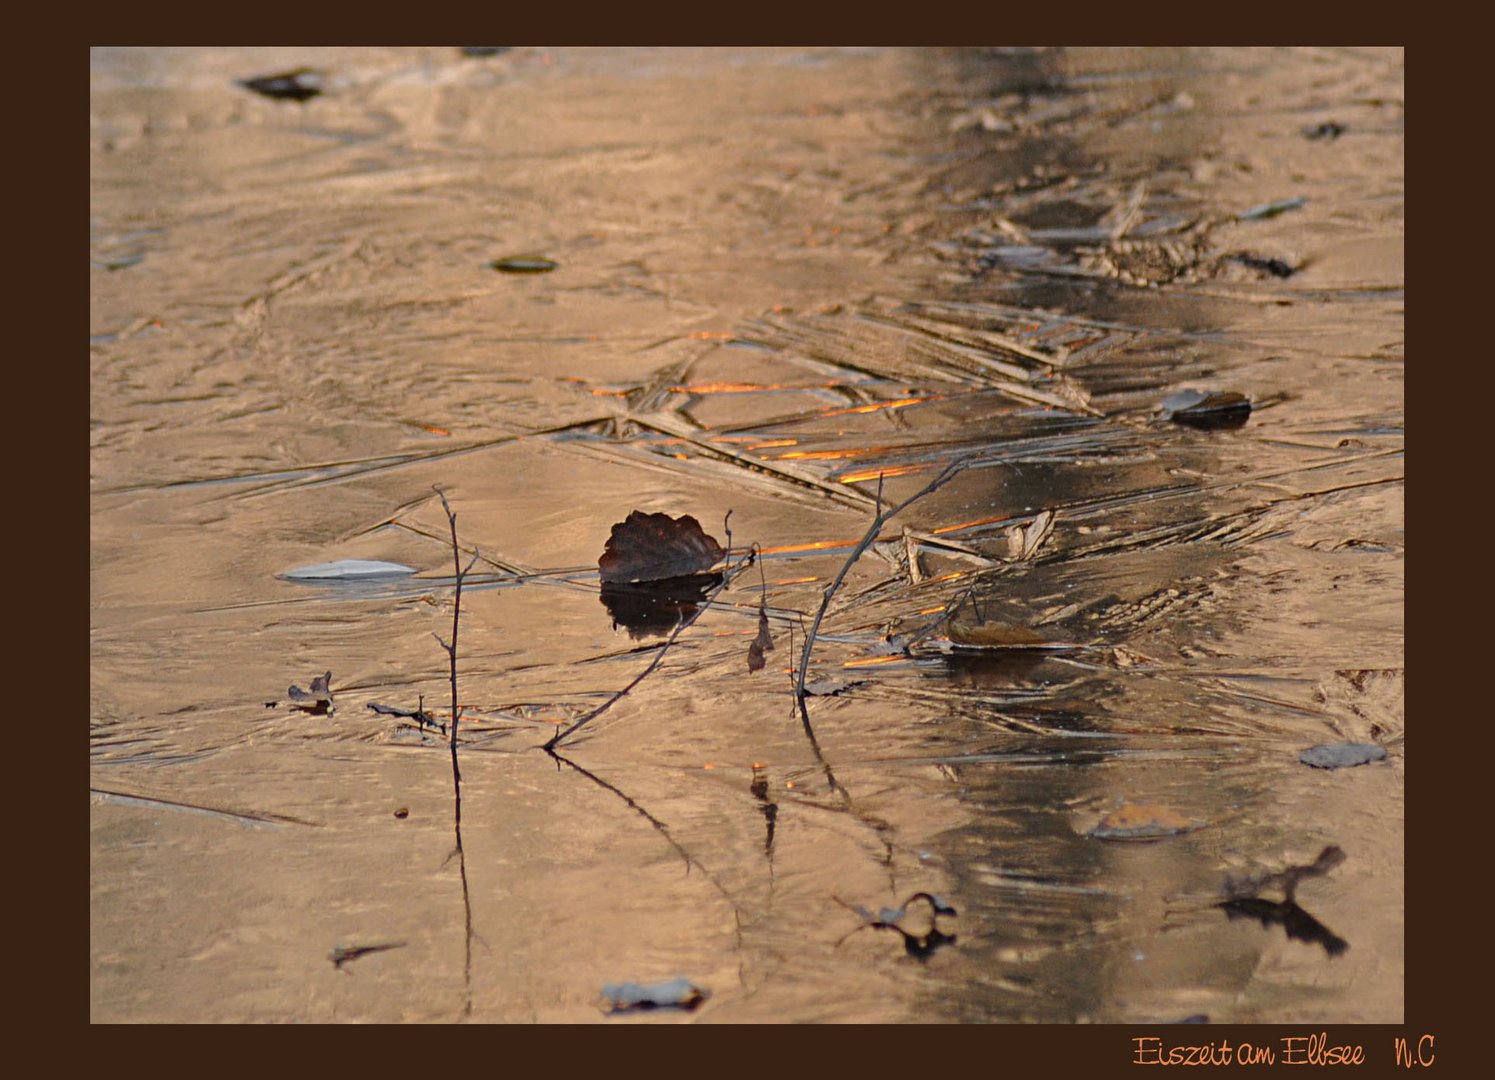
xmin=281 ymin=559 xmax=417 ymax=581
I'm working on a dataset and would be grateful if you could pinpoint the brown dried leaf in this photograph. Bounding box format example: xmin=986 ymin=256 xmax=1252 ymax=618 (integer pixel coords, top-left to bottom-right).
xmin=754 ymin=607 xmax=773 ymax=651
xmin=598 ymin=511 xmax=725 ymax=584
xmin=747 ymin=602 xmax=774 ymax=672
xmin=747 ymin=638 xmax=767 ymax=673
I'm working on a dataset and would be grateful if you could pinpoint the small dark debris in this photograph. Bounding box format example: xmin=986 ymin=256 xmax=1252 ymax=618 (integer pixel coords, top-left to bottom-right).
xmin=460 ymin=47 xmax=512 ymax=58
xmin=287 ymin=671 xmax=334 ymax=715
xmin=1300 ymin=742 xmax=1388 ymax=770
xmin=898 ymin=927 xmax=957 ymax=959
xmin=750 ymin=765 xmax=778 ymax=853
xmin=836 ymin=892 xmax=958 ymax=959
xmin=329 ymin=941 xmax=407 ymax=971
xmin=491 ymin=256 xmax=559 ymax=274
xmin=1304 ymin=121 xmax=1347 ymax=141
xmin=1159 ymin=389 xmax=1253 ymax=429
xmin=393 ymin=807 xmax=409 ymax=819
xmin=239 ymin=68 xmax=324 ymax=102
xmin=368 ymin=699 xmax=443 ymax=734
xmin=1229 ymin=252 xmax=1296 ymax=278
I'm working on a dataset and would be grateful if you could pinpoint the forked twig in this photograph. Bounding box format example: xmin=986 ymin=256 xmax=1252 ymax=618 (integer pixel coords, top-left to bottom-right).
xmin=794 ymin=456 xmax=974 ymax=729
xmin=433 ymin=487 xmax=480 ymax=748
xmin=432 ymin=485 xmax=477 ymax=1018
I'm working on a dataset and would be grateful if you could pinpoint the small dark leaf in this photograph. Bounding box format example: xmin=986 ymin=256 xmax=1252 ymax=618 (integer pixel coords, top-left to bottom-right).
xmin=239 ymin=68 xmax=324 ymax=102
xmin=1304 ymin=121 xmax=1346 ymax=141
xmin=1160 ymin=388 xmax=1253 ymax=429
xmin=598 ymin=510 xmax=725 ymax=584
xmin=491 ymin=255 xmax=558 ymax=274
xmin=1229 ymin=252 xmax=1296 ymax=278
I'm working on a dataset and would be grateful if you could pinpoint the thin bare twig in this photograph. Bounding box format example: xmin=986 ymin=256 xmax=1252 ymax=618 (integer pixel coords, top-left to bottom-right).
xmin=432 ymin=485 xmax=475 ymax=1019
xmin=434 ymin=487 xmax=479 ymax=749
xmin=793 ymin=456 xmax=975 ymax=730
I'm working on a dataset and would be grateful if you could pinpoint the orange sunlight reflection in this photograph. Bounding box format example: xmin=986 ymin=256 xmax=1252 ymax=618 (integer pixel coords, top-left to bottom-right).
xmin=933 ymin=514 xmax=1013 ymax=534
xmin=824 ymin=396 xmax=929 ymax=416
xmin=778 ymin=448 xmax=885 ymax=461
xmin=758 ymin=539 xmax=853 ymax=555
xmin=671 ymin=383 xmax=767 ymax=393
xmin=838 ymin=462 xmax=931 ymax=484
